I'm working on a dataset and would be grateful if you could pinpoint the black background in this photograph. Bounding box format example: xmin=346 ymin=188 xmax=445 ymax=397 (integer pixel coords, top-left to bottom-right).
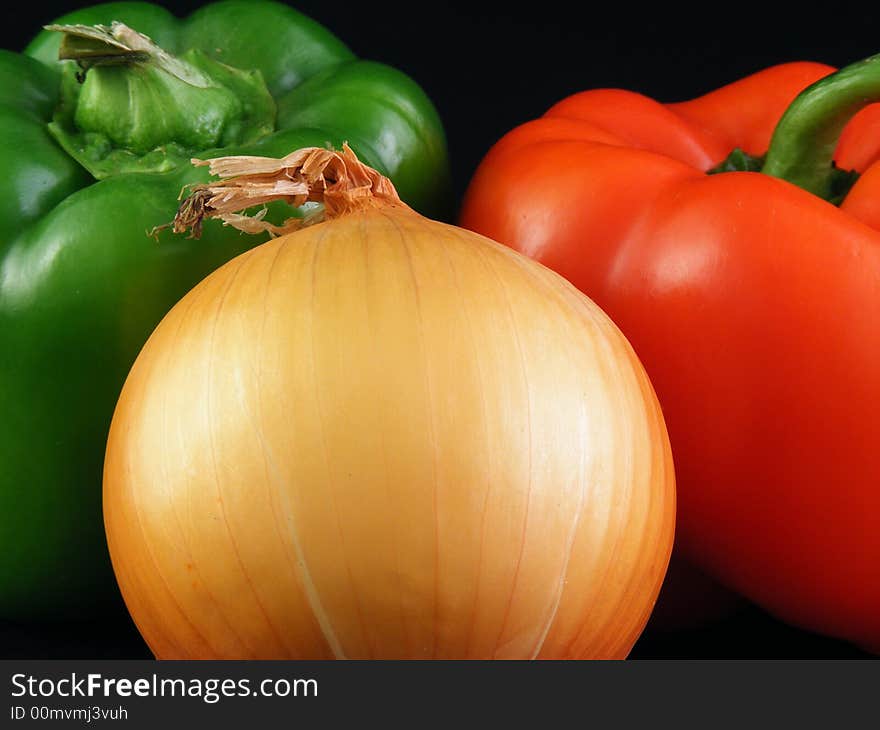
xmin=1 ymin=0 xmax=876 ymax=660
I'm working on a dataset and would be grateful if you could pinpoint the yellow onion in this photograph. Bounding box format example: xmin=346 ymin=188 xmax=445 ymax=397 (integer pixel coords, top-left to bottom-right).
xmin=103 ymin=145 xmax=675 ymax=659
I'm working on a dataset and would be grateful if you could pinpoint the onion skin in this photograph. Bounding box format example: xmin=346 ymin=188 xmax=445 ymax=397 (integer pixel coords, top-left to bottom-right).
xmin=104 ymin=202 xmax=674 ymax=659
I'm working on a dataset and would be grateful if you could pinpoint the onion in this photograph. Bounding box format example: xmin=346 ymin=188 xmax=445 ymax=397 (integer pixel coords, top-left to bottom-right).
xmin=103 ymin=145 xmax=675 ymax=659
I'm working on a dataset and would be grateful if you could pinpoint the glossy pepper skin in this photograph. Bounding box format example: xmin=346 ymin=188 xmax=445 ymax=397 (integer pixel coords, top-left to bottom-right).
xmin=460 ymin=61 xmax=880 ymax=651
xmin=0 ymin=0 xmax=450 ymax=620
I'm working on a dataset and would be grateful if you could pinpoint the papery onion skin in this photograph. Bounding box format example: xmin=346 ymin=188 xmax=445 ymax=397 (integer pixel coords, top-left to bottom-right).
xmin=104 ymin=200 xmax=674 ymax=660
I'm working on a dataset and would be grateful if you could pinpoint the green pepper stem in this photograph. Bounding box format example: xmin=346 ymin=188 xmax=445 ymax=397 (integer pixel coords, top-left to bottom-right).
xmin=761 ymin=54 xmax=880 ymax=200
xmin=48 ymin=22 xmax=207 ymax=84
xmin=45 ymin=23 xmax=275 ymax=180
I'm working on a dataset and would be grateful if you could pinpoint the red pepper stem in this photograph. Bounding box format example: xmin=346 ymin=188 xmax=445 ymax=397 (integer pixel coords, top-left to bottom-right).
xmin=761 ymin=54 xmax=880 ymax=201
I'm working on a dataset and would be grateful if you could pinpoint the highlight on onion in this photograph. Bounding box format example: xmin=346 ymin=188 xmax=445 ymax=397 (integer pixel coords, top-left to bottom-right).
xmin=103 ymin=145 xmax=675 ymax=659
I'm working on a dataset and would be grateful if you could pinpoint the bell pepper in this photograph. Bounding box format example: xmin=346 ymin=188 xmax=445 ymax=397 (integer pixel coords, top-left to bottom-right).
xmin=460 ymin=57 xmax=880 ymax=650
xmin=0 ymin=0 xmax=450 ymax=620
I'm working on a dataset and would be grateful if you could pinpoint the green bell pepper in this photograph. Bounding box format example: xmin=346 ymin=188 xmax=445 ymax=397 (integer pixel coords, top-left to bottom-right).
xmin=0 ymin=0 xmax=451 ymax=620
